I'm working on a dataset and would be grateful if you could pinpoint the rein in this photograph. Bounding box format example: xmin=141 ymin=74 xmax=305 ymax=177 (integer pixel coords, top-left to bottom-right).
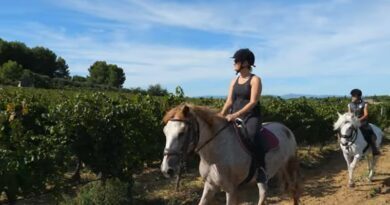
xmin=195 ymin=122 xmax=230 ymax=152
xmin=340 ymin=127 xmax=358 ymax=149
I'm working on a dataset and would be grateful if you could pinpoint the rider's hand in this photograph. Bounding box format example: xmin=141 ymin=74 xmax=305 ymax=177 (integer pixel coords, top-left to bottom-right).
xmin=225 ymin=113 xmax=237 ymax=122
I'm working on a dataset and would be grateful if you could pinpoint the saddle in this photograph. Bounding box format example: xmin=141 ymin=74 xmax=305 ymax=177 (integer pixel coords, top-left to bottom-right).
xmin=233 ymin=118 xmax=280 ymax=185
xmin=234 ymin=118 xmax=279 ymax=158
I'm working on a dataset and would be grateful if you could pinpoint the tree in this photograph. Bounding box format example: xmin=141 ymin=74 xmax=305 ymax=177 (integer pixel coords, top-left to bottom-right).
xmin=108 ymin=64 xmax=126 ymax=88
xmin=54 ymin=57 xmax=70 ymax=78
xmin=88 ymin=61 xmax=109 ymax=85
xmin=147 ymin=84 xmax=169 ymax=96
xmin=31 ymin=47 xmax=58 ymax=77
xmin=88 ymin=61 xmax=126 ymax=88
xmin=0 ymin=39 xmax=70 ymax=78
xmin=0 ymin=60 xmax=24 ymax=81
xmin=72 ymin=75 xmax=87 ymax=82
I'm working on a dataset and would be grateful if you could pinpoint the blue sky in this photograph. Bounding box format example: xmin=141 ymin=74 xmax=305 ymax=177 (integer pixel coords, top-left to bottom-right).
xmin=1 ymin=0 xmax=389 ymax=97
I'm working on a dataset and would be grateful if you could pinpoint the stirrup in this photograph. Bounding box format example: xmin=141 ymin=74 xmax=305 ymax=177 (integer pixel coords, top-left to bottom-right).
xmin=234 ymin=118 xmax=245 ymax=128
xmin=235 ymin=118 xmax=250 ymax=140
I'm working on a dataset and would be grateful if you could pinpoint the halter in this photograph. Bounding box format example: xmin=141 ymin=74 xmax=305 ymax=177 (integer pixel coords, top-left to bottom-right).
xmin=163 ymin=117 xmax=229 ymax=158
xmin=339 ymin=126 xmax=358 ymax=150
xmin=163 ymin=118 xmax=199 ymax=158
xmin=163 ymin=116 xmax=229 ymax=191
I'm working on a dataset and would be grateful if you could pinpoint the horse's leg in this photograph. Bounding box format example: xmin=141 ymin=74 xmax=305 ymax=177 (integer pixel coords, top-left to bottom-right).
xmin=366 ymin=153 xmax=372 ymax=181
xmin=281 ymin=156 xmax=301 ymax=205
xmin=342 ymin=151 xmax=351 ymax=169
xmin=199 ymin=182 xmax=218 ymax=205
xmin=226 ymin=190 xmax=239 ymax=205
xmin=348 ymin=154 xmax=361 ymax=188
xmin=342 ymin=152 xmax=353 ymax=186
xmin=257 ymin=182 xmax=267 ymax=205
xmin=367 ymin=154 xmax=376 ymax=182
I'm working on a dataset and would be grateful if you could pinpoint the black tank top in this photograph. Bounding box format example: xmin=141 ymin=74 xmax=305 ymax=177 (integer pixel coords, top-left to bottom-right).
xmin=230 ymin=74 xmax=261 ymax=119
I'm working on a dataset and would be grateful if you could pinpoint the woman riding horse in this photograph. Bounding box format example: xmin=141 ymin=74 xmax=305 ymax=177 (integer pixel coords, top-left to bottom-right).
xmin=348 ymin=89 xmax=380 ymax=155
xmin=219 ymin=48 xmax=267 ymax=182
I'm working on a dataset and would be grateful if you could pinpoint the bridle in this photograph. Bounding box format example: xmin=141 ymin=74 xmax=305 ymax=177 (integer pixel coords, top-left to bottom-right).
xmin=162 ymin=116 xmax=230 ymax=191
xmin=339 ymin=125 xmax=358 ymax=149
xmin=163 ymin=118 xmax=199 ymax=158
xmin=163 ymin=117 xmax=229 ymax=158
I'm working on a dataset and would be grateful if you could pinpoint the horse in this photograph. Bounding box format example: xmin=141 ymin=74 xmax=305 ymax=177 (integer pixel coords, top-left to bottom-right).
xmin=161 ymin=104 xmax=301 ymax=205
xmin=333 ymin=112 xmax=383 ymax=188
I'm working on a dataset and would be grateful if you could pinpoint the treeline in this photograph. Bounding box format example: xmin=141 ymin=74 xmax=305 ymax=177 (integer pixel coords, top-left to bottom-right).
xmin=0 ymin=38 xmax=125 ymax=89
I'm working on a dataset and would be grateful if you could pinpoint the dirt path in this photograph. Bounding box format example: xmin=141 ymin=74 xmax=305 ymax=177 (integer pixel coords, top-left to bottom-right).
xmin=288 ymin=143 xmax=390 ymax=205
xmin=221 ymin=143 xmax=389 ymax=205
xmin=134 ymin=140 xmax=390 ymax=205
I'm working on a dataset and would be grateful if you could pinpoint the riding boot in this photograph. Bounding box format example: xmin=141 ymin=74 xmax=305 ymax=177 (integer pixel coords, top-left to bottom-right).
xmin=256 ymin=167 xmax=268 ymax=184
xmin=371 ymin=135 xmax=380 ymax=156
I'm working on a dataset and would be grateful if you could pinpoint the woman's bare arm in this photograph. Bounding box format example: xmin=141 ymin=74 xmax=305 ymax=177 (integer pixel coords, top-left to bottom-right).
xmin=220 ymin=78 xmax=236 ymax=116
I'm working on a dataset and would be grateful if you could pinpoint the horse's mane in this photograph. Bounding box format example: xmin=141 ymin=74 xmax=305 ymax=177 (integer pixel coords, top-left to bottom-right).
xmin=333 ymin=112 xmax=360 ymax=130
xmin=163 ymin=103 xmax=226 ymax=128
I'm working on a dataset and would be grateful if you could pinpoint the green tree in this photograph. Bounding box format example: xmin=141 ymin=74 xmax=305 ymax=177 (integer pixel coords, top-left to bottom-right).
xmin=0 ymin=39 xmax=70 ymax=78
xmin=31 ymin=47 xmax=58 ymax=77
xmin=88 ymin=61 xmax=109 ymax=85
xmin=0 ymin=40 xmax=32 ymax=71
xmin=88 ymin=61 xmax=126 ymax=88
xmin=54 ymin=57 xmax=70 ymax=78
xmin=147 ymin=84 xmax=169 ymax=96
xmin=0 ymin=60 xmax=24 ymax=81
xmin=108 ymin=64 xmax=126 ymax=88
xmin=72 ymin=75 xmax=87 ymax=82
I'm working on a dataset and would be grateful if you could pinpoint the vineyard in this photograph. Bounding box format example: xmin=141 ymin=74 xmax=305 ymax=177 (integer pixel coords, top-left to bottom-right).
xmin=0 ymin=86 xmax=389 ymax=204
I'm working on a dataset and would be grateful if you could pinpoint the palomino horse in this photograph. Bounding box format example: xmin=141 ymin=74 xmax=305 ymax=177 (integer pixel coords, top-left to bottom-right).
xmin=161 ymin=104 xmax=301 ymax=205
xmin=334 ymin=112 xmax=383 ymax=187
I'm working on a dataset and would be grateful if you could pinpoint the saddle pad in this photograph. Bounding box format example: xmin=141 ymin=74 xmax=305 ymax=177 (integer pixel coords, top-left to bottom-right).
xmin=256 ymin=127 xmax=280 ymax=152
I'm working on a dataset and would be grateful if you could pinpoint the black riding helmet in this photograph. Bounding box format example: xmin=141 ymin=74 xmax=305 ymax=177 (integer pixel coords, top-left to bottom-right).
xmin=350 ymin=89 xmax=362 ymax=97
xmin=232 ymin=48 xmax=255 ymax=67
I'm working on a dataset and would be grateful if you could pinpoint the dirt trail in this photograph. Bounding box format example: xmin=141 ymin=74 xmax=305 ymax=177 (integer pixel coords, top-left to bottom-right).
xmin=263 ymin=143 xmax=390 ymax=205
xmin=291 ymin=143 xmax=389 ymax=205
xmin=131 ymin=141 xmax=390 ymax=205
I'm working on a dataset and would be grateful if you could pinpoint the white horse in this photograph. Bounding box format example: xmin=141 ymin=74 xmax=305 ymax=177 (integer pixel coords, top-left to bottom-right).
xmin=333 ymin=112 xmax=383 ymax=187
xmin=161 ymin=104 xmax=301 ymax=205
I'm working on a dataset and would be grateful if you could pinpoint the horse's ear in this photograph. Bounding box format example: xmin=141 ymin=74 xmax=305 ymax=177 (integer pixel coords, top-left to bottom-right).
xmin=337 ymin=112 xmax=342 ymax=118
xmin=182 ymin=105 xmax=190 ymax=117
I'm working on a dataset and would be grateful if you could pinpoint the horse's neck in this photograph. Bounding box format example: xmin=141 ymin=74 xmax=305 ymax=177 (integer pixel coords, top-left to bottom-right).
xmin=196 ymin=119 xmax=247 ymax=164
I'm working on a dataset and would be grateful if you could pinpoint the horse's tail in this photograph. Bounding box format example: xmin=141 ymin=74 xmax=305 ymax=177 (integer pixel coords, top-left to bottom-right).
xmin=280 ymin=155 xmax=302 ymax=205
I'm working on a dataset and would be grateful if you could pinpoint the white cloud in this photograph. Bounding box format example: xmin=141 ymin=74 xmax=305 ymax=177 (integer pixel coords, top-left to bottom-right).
xmin=0 ymin=22 xmax=234 ymax=88
xmin=2 ymin=0 xmax=390 ymax=95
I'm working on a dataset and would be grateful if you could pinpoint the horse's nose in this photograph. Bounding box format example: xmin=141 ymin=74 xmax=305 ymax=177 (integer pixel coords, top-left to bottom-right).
xmin=167 ymin=168 xmax=175 ymax=177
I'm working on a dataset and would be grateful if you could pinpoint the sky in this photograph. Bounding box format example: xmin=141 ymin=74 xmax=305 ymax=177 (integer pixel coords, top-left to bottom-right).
xmin=0 ymin=0 xmax=389 ymax=97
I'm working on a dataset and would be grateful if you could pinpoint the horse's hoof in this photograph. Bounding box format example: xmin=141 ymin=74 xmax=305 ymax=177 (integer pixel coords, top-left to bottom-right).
xmin=348 ymin=182 xmax=355 ymax=188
